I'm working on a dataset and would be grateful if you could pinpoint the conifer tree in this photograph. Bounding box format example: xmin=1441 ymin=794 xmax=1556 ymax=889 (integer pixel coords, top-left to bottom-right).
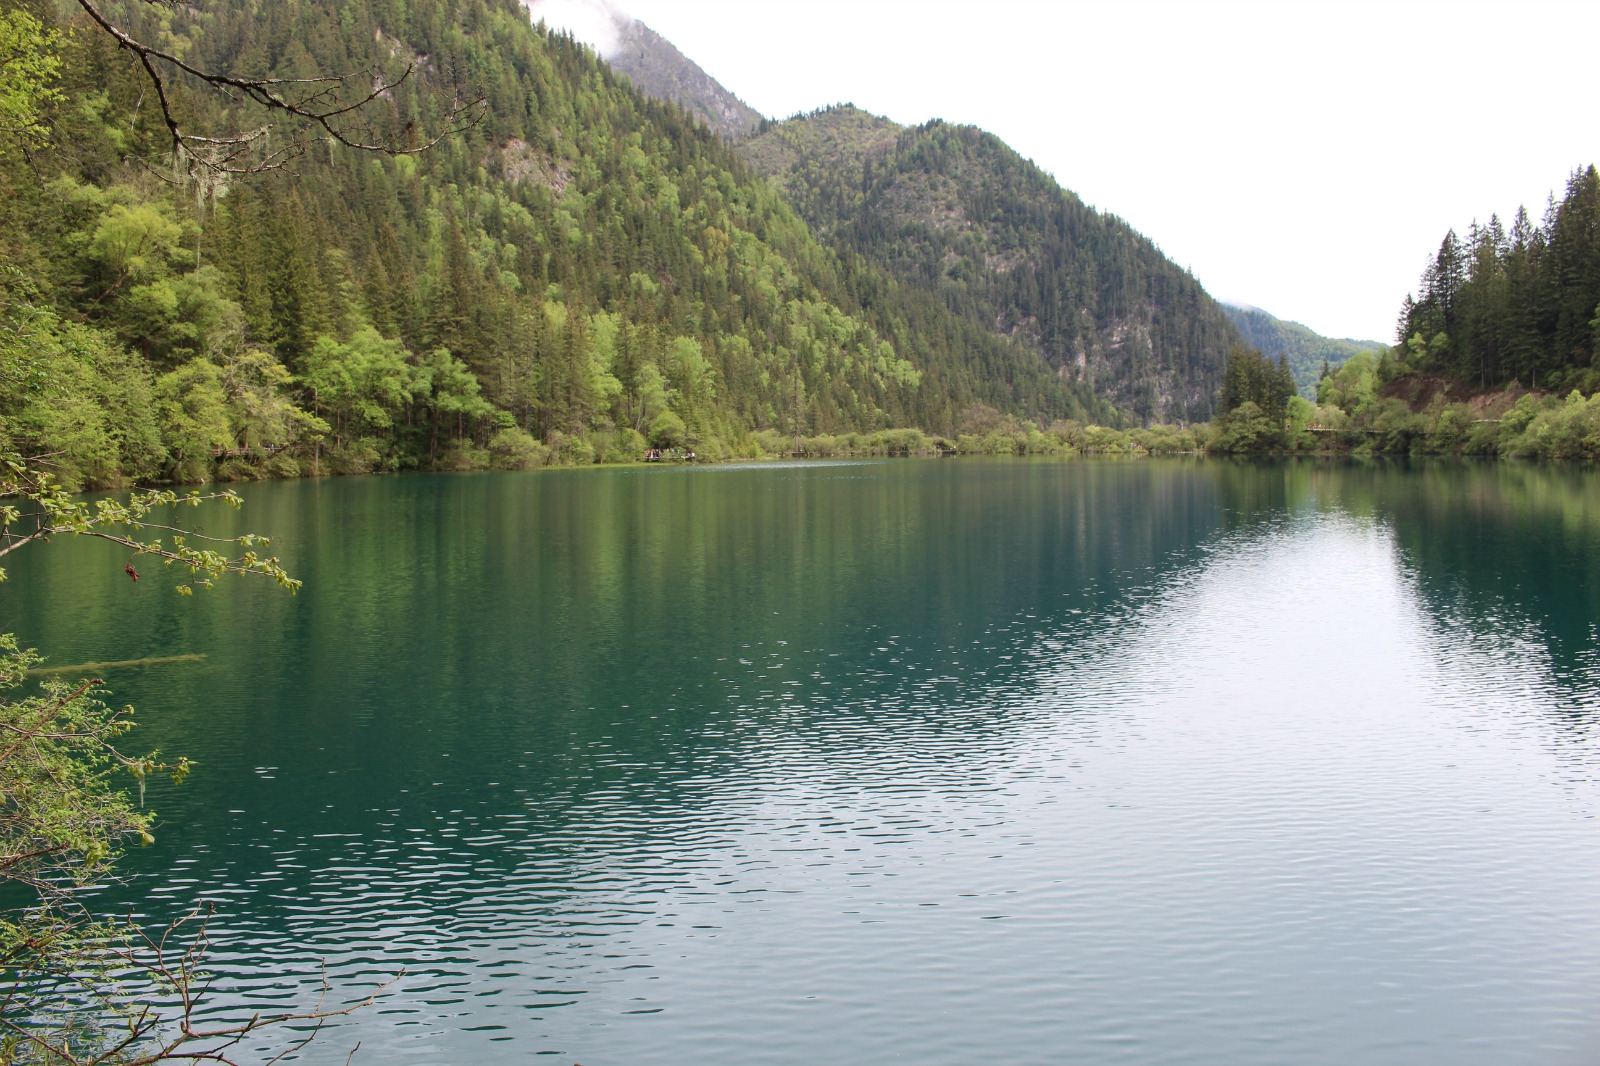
xmin=1398 ymin=167 xmax=1600 ymax=392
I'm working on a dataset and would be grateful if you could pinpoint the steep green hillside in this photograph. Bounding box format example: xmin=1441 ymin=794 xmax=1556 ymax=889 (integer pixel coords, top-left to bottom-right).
xmin=740 ymin=106 xmax=1243 ymax=423
xmin=0 ymin=0 xmax=1104 ymax=488
xmin=1221 ymin=304 xmax=1377 ymax=398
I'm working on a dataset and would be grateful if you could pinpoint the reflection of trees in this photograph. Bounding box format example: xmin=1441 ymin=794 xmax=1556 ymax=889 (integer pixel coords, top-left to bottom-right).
xmin=1307 ymin=459 xmax=1600 ymax=722
xmin=50 ymin=457 xmax=1596 ymax=1040
xmin=15 ymin=457 xmax=1598 ymax=1048
xmin=1 ymin=460 xmax=1240 ymax=871
xmin=19 ymin=458 xmax=1598 ymax=885
xmin=0 ymin=461 xmax=1257 ymax=1045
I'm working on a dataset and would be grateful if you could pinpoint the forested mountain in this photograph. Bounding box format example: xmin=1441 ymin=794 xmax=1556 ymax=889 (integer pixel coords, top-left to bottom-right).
xmin=739 ymin=105 xmax=1244 ymax=423
xmin=1221 ymin=303 xmax=1377 ymax=398
xmin=0 ymin=0 xmax=1110 ymax=489
xmin=1397 ymin=166 xmax=1600 ymax=394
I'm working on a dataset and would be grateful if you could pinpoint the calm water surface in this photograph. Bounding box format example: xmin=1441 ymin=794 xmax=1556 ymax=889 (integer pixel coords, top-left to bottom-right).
xmin=6 ymin=459 xmax=1599 ymax=1064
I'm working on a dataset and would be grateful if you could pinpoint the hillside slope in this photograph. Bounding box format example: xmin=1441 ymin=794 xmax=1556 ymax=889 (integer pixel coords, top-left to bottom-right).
xmin=740 ymin=106 xmax=1243 ymax=422
xmin=1221 ymin=304 xmax=1378 ymax=397
xmin=0 ymin=0 xmax=1108 ymax=489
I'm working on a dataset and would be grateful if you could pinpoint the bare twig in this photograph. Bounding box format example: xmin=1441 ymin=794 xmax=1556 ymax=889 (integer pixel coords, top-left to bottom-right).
xmin=2 ymin=905 xmax=401 ymax=1065
xmin=71 ymin=0 xmax=487 ymax=177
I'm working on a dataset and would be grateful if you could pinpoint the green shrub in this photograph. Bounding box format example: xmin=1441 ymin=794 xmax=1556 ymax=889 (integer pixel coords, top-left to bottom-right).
xmin=264 ymin=452 xmax=306 ymax=478
xmin=1362 ymin=398 xmax=1425 ymax=454
xmin=1512 ymin=390 xmax=1600 ymax=460
xmin=439 ymin=441 xmax=490 ymax=471
xmin=488 ymin=427 xmax=548 ymax=470
xmin=648 ymin=410 xmax=687 ymax=449
xmin=1424 ymin=404 xmax=1473 ymax=453
xmin=1211 ymin=401 xmax=1275 ymax=453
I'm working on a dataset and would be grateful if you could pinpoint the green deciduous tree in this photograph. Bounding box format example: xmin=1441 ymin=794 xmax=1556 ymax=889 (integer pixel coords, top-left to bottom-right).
xmin=301 ymin=328 xmax=418 ymax=445
xmin=0 ymin=9 xmax=62 ymax=155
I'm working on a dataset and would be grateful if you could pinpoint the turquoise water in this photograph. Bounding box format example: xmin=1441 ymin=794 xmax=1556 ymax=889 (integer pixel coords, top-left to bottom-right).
xmin=6 ymin=458 xmax=1599 ymax=1064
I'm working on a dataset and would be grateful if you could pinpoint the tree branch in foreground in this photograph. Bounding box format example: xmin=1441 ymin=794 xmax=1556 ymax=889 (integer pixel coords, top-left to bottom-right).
xmin=2 ymin=905 xmax=400 ymax=1066
xmin=0 ymin=458 xmax=299 ymax=595
xmin=72 ymin=0 xmax=487 ymax=177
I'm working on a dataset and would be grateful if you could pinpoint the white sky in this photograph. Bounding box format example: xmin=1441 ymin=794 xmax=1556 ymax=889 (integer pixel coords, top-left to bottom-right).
xmin=529 ymin=0 xmax=1600 ymax=344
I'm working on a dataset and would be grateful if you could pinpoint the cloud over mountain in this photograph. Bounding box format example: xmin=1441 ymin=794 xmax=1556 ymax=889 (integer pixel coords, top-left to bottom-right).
xmin=525 ymin=0 xmax=764 ymax=139
xmin=524 ymin=0 xmax=626 ymax=57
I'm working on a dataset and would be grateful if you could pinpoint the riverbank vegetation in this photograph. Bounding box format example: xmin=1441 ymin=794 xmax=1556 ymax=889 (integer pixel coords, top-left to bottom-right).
xmin=1208 ymin=166 xmax=1600 ymax=459
xmin=750 ymin=402 xmax=1202 ymax=459
xmin=1308 ymin=351 xmax=1600 ymax=459
xmin=1207 ymin=342 xmax=1600 ymax=459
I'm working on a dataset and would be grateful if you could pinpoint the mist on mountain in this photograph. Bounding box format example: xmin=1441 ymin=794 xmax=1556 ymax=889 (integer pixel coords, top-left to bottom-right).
xmin=524 ymin=0 xmax=763 ymax=138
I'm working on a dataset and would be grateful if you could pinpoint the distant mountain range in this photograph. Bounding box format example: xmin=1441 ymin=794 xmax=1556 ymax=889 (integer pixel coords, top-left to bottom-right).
xmin=1220 ymin=304 xmax=1379 ymax=398
xmin=529 ymin=0 xmax=1368 ymax=422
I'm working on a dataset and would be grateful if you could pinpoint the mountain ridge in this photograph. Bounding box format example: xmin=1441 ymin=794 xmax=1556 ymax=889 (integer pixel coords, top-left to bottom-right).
xmin=525 ymin=0 xmax=763 ymax=139
xmin=739 ymin=104 xmax=1243 ymax=422
xmin=519 ymin=11 xmax=1363 ymax=422
xmin=607 ymin=18 xmax=764 ymax=139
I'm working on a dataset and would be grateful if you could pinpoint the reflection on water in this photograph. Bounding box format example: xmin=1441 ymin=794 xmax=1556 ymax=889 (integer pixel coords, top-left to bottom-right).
xmin=3 ymin=459 xmax=1598 ymax=1065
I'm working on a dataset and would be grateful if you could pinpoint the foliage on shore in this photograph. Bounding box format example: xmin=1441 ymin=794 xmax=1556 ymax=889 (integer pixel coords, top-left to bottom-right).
xmin=1208 ymin=166 xmax=1600 ymax=459
xmin=1204 ymin=344 xmax=1600 ymax=460
xmin=760 ymin=405 xmax=1203 ymax=460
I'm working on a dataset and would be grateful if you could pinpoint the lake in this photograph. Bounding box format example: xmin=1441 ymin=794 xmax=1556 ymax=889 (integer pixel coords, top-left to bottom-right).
xmin=6 ymin=458 xmax=1599 ymax=1064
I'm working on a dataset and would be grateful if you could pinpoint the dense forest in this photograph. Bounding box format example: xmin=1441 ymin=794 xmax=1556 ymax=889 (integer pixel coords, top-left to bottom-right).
xmin=1397 ymin=166 xmax=1600 ymax=394
xmin=0 ymin=0 xmax=1118 ymax=491
xmin=1235 ymin=167 xmax=1600 ymax=460
xmin=740 ymin=105 xmax=1243 ymax=423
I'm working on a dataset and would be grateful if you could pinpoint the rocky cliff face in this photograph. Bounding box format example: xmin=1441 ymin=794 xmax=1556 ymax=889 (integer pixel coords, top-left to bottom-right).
xmin=741 ymin=106 xmax=1243 ymax=422
xmin=606 ymin=19 xmax=763 ymax=139
xmin=524 ymin=0 xmax=762 ymax=139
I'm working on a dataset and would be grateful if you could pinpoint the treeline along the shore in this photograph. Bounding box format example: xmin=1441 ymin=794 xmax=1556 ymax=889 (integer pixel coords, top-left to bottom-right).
xmin=1209 ymin=166 xmax=1600 ymax=459
xmin=1400 ymin=167 xmax=1600 ymax=395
